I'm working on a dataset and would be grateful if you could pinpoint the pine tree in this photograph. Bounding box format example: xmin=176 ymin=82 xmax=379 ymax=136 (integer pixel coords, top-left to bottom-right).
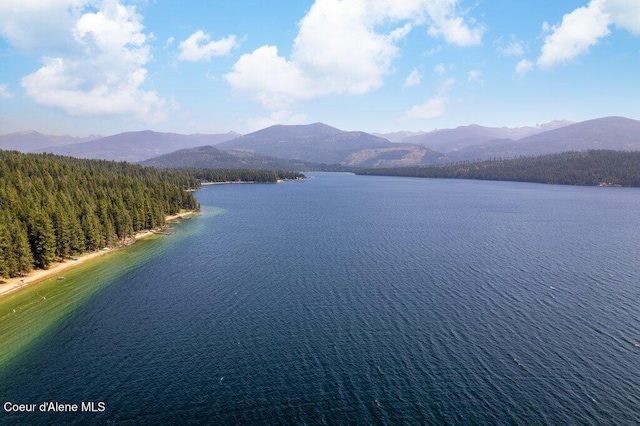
xmin=11 ymin=222 xmax=33 ymax=276
xmin=28 ymin=211 xmax=56 ymax=269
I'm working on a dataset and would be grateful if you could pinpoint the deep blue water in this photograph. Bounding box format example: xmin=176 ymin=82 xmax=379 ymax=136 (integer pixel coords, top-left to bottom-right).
xmin=2 ymin=173 xmax=640 ymax=424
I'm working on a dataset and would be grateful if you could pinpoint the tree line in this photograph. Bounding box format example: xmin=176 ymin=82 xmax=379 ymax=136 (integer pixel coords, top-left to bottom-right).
xmin=0 ymin=151 xmax=203 ymax=278
xmin=356 ymin=150 xmax=640 ymax=187
xmin=184 ymin=169 xmax=304 ymax=183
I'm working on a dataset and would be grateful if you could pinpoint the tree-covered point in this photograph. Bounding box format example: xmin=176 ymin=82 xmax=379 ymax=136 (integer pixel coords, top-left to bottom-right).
xmin=0 ymin=150 xmax=200 ymax=278
xmin=356 ymin=150 xmax=640 ymax=187
xmin=185 ymin=168 xmax=305 ymax=183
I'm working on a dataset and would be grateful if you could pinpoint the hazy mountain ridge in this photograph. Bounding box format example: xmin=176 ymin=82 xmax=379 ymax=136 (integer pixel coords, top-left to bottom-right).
xmin=32 ymin=130 xmax=241 ymax=162
xmin=217 ymin=123 xmax=394 ymax=164
xmin=0 ymin=131 xmax=101 ymax=152
xmin=3 ymin=116 xmax=639 ymax=168
xmin=400 ymin=120 xmax=573 ymax=152
xmin=373 ymin=130 xmax=426 ymax=142
xmin=447 ymin=117 xmax=640 ymax=162
xmin=140 ymin=145 xmax=323 ymax=171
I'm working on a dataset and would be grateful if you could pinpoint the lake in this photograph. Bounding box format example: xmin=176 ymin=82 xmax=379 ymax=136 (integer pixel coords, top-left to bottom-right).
xmin=2 ymin=172 xmax=640 ymax=424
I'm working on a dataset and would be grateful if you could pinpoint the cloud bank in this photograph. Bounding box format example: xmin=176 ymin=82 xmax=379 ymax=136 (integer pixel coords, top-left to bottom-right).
xmin=538 ymin=0 xmax=640 ymax=69
xmin=0 ymin=0 xmax=86 ymax=54
xmin=225 ymin=0 xmax=484 ymax=109
xmin=2 ymin=0 xmax=170 ymax=123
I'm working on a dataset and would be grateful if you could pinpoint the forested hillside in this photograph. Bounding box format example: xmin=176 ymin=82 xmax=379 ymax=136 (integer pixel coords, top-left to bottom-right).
xmin=357 ymin=150 xmax=640 ymax=187
xmin=0 ymin=151 xmax=200 ymax=278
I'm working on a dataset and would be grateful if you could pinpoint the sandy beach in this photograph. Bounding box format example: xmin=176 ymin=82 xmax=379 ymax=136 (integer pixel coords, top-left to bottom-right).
xmin=0 ymin=211 xmax=196 ymax=299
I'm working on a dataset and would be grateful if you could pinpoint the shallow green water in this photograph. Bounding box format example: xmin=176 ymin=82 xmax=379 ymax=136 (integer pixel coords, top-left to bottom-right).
xmin=0 ymin=209 xmax=221 ymax=373
xmin=0 ymin=236 xmax=164 ymax=372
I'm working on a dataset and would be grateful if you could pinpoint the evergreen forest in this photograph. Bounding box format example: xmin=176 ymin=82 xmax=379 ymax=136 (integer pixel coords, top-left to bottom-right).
xmin=0 ymin=150 xmax=306 ymax=279
xmin=356 ymin=150 xmax=640 ymax=187
xmin=0 ymin=151 xmax=204 ymax=278
xmin=185 ymin=168 xmax=304 ymax=183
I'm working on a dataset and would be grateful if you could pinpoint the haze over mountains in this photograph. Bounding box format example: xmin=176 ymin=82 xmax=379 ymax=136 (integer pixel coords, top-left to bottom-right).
xmin=1 ymin=116 xmax=639 ymax=169
xmin=398 ymin=120 xmax=572 ymax=153
xmin=140 ymin=145 xmax=324 ymax=171
xmin=216 ymin=123 xmax=394 ymax=164
xmin=0 ymin=130 xmax=240 ymax=162
xmin=39 ymin=130 xmax=240 ymax=162
xmin=446 ymin=116 xmax=640 ymax=161
xmin=0 ymin=131 xmax=100 ymax=151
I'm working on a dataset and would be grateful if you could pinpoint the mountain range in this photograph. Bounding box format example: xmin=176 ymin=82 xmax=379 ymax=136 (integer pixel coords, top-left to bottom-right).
xmin=0 ymin=131 xmax=100 ymax=151
xmin=216 ymin=123 xmax=395 ymax=164
xmin=42 ymin=130 xmax=240 ymax=162
xmin=445 ymin=116 xmax=640 ymax=162
xmin=398 ymin=120 xmax=572 ymax=152
xmin=0 ymin=130 xmax=240 ymax=162
xmin=140 ymin=145 xmax=326 ymax=171
xmin=1 ymin=116 xmax=639 ymax=169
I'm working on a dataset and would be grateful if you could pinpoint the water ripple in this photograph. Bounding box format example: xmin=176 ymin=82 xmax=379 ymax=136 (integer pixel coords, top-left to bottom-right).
xmin=2 ymin=174 xmax=640 ymax=424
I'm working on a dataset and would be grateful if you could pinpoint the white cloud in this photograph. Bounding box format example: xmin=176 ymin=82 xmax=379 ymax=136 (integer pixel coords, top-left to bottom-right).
xmin=22 ymin=58 xmax=170 ymax=122
xmin=165 ymin=36 xmax=175 ymax=48
xmin=390 ymin=23 xmax=414 ymax=40
xmin=288 ymin=0 xmax=407 ymax=95
xmin=225 ymin=0 xmax=483 ymax=109
xmin=605 ymin=0 xmax=640 ymax=34
xmin=536 ymin=0 xmax=640 ymax=69
xmin=467 ymin=70 xmax=483 ymax=85
xmin=177 ymin=30 xmax=238 ymax=62
xmin=403 ymin=96 xmax=447 ymax=120
xmin=404 ymin=68 xmax=422 ymax=87
xmin=440 ymin=77 xmax=455 ymax=93
xmin=538 ymin=0 xmax=611 ymax=69
xmin=225 ymin=45 xmax=312 ymax=110
xmin=496 ymin=35 xmax=525 ymax=56
xmin=424 ymin=45 xmax=443 ymax=56
xmin=401 ymin=77 xmax=454 ymax=121
xmin=425 ymin=0 xmax=485 ymax=46
xmin=10 ymin=0 xmax=171 ymax=123
xmin=0 ymin=84 xmax=13 ymax=99
xmin=515 ymin=59 xmax=534 ymax=77
xmin=434 ymin=63 xmax=446 ymax=75
xmin=0 ymin=0 xmax=86 ymax=54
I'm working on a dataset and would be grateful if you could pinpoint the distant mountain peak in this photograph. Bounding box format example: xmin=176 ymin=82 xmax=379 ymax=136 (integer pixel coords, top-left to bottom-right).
xmin=257 ymin=122 xmax=342 ymax=134
xmin=16 ymin=130 xmax=42 ymax=136
xmin=216 ymin=122 xmax=393 ymax=164
xmin=307 ymin=122 xmax=341 ymax=130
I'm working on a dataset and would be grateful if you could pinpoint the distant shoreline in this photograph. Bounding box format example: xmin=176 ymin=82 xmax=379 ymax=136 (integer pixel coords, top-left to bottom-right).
xmin=200 ymin=177 xmax=306 ymax=185
xmin=200 ymin=181 xmax=260 ymax=185
xmin=0 ymin=210 xmax=197 ymax=300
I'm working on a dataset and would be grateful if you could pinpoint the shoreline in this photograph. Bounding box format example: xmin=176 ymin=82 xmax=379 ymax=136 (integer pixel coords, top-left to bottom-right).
xmin=0 ymin=210 xmax=196 ymax=300
xmin=200 ymin=177 xmax=306 ymax=186
xmin=200 ymin=181 xmax=259 ymax=186
xmin=201 ymin=180 xmax=296 ymax=186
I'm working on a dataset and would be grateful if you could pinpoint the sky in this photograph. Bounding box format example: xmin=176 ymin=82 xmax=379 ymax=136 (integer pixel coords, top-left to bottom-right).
xmin=0 ymin=0 xmax=639 ymax=136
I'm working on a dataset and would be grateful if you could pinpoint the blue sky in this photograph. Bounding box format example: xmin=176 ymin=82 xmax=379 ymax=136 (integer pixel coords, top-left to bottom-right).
xmin=0 ymin=0 xmax=638 ymax=136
